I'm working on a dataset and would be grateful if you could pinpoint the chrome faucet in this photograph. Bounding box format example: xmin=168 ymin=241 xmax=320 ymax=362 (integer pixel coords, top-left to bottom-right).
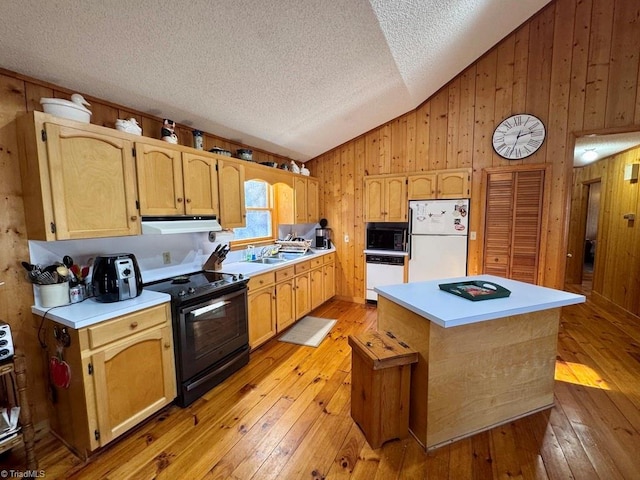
xmin=259 ymin=245 xmax=281 ymax=259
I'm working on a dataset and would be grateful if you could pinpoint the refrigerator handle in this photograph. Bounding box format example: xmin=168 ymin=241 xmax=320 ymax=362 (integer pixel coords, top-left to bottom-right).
xmin=407 ymin=207 xmax=413 ymax=259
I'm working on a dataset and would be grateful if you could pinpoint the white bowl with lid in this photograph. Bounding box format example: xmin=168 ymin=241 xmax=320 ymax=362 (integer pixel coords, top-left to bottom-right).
xmin=40 ymin=94 xmax=92 ymax=123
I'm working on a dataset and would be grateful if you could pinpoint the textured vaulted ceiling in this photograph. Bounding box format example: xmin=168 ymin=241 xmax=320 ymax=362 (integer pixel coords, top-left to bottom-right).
xmin=1 ymin=0 xmax=552 ymax=161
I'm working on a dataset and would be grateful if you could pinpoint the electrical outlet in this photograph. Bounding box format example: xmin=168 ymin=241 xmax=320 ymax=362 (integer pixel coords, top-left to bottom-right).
xmin=344 ymin=234 xmax=349 ymax=243
xmin=470 ymin=231 xmax=476 ymax=240
xmin=162 ymin=252 xmax=171 ymax=264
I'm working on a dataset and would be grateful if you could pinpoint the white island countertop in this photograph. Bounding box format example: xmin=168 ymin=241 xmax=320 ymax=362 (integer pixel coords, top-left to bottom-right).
xmin=375 ymin=274 xmax=585 ymax=328
xmin=31 ymin=290 xmax=171 ymax=329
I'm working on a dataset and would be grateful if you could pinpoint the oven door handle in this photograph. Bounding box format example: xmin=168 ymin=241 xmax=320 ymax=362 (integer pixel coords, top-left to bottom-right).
xmin=191 ymin=300 xmax=230 ymax=317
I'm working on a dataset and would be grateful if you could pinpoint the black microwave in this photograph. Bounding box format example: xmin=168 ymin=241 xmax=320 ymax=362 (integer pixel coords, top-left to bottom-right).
xmin=366 ymin=227 xmax=406 ymax=252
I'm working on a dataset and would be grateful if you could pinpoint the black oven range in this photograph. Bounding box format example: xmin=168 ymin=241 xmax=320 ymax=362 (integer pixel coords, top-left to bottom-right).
xmin=145 ymin=271 xmax=249 ymax=407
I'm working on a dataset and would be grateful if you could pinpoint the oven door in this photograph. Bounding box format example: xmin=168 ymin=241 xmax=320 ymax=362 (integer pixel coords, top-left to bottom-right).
xmin=177 ymin=287 xmax=248 ymax=381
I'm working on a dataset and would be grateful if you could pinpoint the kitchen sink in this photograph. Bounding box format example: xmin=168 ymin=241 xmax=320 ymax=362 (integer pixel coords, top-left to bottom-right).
xmin=249 ymin=257 xmax=288 ymax=264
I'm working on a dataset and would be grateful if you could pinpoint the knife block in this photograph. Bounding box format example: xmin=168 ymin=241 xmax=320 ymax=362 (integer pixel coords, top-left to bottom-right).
xmin=203 ymin=253 xmax=223 ymax=271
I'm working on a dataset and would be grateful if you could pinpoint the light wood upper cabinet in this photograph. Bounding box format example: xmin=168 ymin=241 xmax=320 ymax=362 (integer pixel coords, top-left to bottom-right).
xmin=407 ymin=173 xmax=437 ymax=200
xmin=218 ymin=158 xmax=246 ymax=228
xmin=135 ymin=143 xmax=184 ymax=216
xmin=437 ymin=169 xmax=470 ymax=198
xmin=407 ymin=169 xmax=470 ymax=200
xmin=364 ymin=175 xmax=407 ymax=222
xmin=307 ymin=177 xmax=319 ymax=223
xmin=294 ymin=177 xmax=307 ymax=223
xmin=182 ymin=152 xmax=219 ymax=215
xmin=16 ymin=112 xmax=140 ymax=240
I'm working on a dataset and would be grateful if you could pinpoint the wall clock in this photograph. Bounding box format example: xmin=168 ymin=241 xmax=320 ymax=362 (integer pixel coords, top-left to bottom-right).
xmin=492 ymin=114 xmax=546 ymax=160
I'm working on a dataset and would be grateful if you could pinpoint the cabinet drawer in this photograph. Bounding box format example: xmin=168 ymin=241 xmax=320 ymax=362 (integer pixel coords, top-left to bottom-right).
xmin=87 ymin=304 xmax=169 ymax=349
xmin=295 ymin=261 xmax=311 ymax=274
xmin=310 ymin=257 xmax=323 ymax=269
xmin=248 ymin=271 xmax=275 ymax=290
xmin=323 ymin=253 xmax=335 ymax=264
xmin=275 ymin=266 xmax=295 ymax=282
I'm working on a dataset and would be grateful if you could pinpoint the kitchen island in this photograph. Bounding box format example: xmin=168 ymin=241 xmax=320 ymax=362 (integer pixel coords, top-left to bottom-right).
xmin=374 ymin=274 xmax=585 ymax=450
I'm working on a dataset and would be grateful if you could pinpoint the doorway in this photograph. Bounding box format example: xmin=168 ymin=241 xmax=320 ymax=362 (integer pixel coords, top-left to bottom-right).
xmin=582 ymin=181 xmax=600 ymax=289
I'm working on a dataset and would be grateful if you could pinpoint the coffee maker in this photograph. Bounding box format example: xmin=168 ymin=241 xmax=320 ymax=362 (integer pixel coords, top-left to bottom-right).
xmin=315 ymin=219 xmax=331 ymax=249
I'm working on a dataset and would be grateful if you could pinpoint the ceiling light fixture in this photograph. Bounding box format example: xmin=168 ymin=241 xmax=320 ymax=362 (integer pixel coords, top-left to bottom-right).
xmin=581 ymin=149 xmax=598 ymax=162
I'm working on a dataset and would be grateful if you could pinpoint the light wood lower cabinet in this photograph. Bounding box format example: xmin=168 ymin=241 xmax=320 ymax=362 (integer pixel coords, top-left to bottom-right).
xmin=45 ymin=303 xmax=175 ymax=458
xmin=310 ymin=267 xmax=324 ymax=310
xmin=247 ymin=253 xmax=336 ymax=350
xmin=323 ymin=261 xmax=335 ymax=301
xmin=248 ymin=285 xmax=277 ymax=349
xmin=294 ymin=273 xmax=311 ymax=319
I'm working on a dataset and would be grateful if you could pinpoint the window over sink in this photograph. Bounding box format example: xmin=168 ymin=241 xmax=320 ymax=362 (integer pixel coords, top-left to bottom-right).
xmin=233 ymin=180 xmax=275 ymax=243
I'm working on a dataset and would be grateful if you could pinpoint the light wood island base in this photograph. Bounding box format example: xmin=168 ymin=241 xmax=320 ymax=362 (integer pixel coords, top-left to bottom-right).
xmin=377 ymin=295 xmax=561 ymax=450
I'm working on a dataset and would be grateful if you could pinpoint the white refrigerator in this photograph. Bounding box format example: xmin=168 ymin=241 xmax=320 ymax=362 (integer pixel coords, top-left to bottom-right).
xmin=408 ymin=199 xmax=469 ymax=283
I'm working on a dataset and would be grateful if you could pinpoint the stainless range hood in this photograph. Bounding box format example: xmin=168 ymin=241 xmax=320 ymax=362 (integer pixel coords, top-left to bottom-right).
xmin=141 ymin=216 xmax=223 ymax=235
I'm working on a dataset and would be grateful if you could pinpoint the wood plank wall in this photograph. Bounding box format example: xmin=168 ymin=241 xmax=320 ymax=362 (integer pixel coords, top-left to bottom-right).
xmin=0 ymin=71 xmax=297 ymax=425
xmin=567 ymin=145 xmax=640 ymax=316
xmin=305 ymin=0 xmax=640 ymax=302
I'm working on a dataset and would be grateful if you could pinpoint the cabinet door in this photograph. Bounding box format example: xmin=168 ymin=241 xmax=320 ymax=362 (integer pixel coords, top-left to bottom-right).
xmin=385 ymin=176 xmax=407 ymax=221
xmin=248 ymin=287 xmax=276 ymax=349
xmin=408 ymin=174 xmax=437 ymax=200
xmin=295 ymin=273 xmax=311 ymax=319
xmin=307 ymin=178 xmax=319 ymax=223
xmin=218 ymin=159 xmax=246 ymax=228
xmin=136 ymin=143 xmax=184 ymax=215
xmin=309 ymin=268 xmax=324 ymax=310
xmin=182 ymin=152 xmax=219 ymax=215
xmin=294 ymin=177 xmax=308 ymax=223
xmin=323 ymin=263 xmax=335 ymax=302
xmin=364 ymin=177 xmax=385 ymax=222
xmin=275 ymin=280 xmax=296 ymax=332
xmin=91 ymin=325 xmax=176 ymax=445
xmin=438 ymin=170 xmax=470 ymax=198
xmin=44 ymin=123 xmax=140 ymax=239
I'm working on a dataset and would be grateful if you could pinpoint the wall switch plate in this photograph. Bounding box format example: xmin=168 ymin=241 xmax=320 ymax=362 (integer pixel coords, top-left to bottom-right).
xmin=470 ymin=231 xmax=477 ymax=240
xmin=162 ymin=252 xmax=171 ymax=264
xmin=344 ymin=234 xmax=349 ymax=243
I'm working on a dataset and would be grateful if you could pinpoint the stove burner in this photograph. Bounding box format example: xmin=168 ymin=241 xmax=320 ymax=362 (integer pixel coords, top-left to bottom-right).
xmin=172 ymin=275 xmax=191 ymax=284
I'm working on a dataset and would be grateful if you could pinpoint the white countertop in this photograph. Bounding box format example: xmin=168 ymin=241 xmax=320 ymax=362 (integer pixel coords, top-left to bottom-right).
xmin=30 ymin=248 xmax=336 ymax=330
xmin=31 ymin=290 xmax=171 ymax=329
xmin=374 ymin=274 xmax=585 ymax=328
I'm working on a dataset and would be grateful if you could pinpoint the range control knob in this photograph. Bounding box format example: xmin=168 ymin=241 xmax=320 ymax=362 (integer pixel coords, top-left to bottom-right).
xmin=238 ymin=273 xmax=244 ymax=280
xmin=188 ymin=287 xmax=196 ymax=294
xmin=178 ymin=290 xmax=187 ymax=297
xmin=232 ymin=275 xmax=238 ymax=281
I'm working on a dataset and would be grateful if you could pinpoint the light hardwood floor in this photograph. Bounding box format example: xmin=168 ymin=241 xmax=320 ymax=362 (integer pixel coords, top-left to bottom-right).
xmin=3 ymin=290 xmax=640 ymax=479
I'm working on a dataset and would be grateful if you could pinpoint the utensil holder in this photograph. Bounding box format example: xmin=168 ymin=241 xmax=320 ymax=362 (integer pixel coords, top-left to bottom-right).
xmin=35 ymin=282 xmax=70 ymax=308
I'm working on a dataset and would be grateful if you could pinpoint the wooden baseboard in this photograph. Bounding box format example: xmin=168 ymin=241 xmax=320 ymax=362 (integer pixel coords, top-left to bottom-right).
xmin=590 ymin=291 xmax=640 ymax=323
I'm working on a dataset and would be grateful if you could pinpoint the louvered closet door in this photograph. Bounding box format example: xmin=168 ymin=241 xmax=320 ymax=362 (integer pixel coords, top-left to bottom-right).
xmin=483 ymin=169 xmax=544 ymax=284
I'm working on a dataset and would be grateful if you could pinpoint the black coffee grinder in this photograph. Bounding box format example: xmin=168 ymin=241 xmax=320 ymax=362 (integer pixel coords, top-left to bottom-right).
xmin=315 ymin=219 xmax=331 ymax=249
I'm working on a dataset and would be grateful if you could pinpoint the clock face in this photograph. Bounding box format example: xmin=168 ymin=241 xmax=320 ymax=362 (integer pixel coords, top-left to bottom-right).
xmin=492 ymin=114 xmax=546 ymax=160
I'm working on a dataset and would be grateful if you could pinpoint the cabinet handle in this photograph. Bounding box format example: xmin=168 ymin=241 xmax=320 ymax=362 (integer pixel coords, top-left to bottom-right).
xmin=130 ymin=321 xmax=138 ymax=329
xmin=130 ymin=215 xmax=138 ymax=221
xmin=186 ymin=198 xmax=192 ymax=203
xmin=177 ymin=198 xmax=183 ymax=203
xmin=164 ymin=343 xmax=171 ymax=349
